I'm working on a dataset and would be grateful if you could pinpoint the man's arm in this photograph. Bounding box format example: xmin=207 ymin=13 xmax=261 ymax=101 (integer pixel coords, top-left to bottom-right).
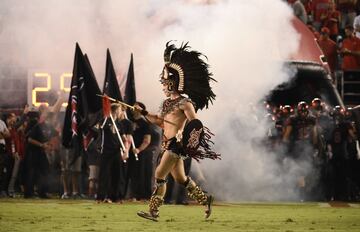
xmin=180 ymin=101 xmax=197 ymax=121
xmin=0 ymin=131 xmax=10 ymax=139
xmin=28 ymin=137 xmax=44 ymax=148
xmin=348 ymin=124 xmax=356 ymax=140
xmin=133 ymin=104 xmax=164 ymax=127
xmin=354 ymin=16 xmax=360 ymax=33
xmin=145 ymin=113 xmax=164 ymax=127
xmin=283 ymin=125 xmax=292 ymax=143
xmin=312 ymin=125 xmax=318 ymax=146
xmin=0 ymin=121 xmax=10 ymax=139
xmin=49 ymin=91 xmax=65 ymax=114
xmin=133 ymin=134 xmax=151 ymax=155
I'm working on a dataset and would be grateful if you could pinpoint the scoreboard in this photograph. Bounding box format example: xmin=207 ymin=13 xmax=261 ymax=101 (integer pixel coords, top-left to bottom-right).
xmin=27 ymin=71 xmax=72 ymax=108
xmin=0 ymin=67 xmax=73 ymax=110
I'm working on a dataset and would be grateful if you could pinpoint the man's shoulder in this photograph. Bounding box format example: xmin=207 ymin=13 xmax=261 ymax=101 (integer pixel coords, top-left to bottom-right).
xmin=178 ymin=97 xmax=195 ymax=109
xmin=123 ymin=118 xmax=132 ymax=123
xmin=0 ymin=119 xmax=6 ymax=129
xmin=120 ymin=118 xmax=132 ymax=126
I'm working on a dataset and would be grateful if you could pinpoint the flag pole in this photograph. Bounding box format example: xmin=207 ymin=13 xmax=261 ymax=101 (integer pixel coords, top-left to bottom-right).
xmin=97 ymin=94 xmax=177 ymax=126
xmin=109 ymin=114 xmax=128 ymax=163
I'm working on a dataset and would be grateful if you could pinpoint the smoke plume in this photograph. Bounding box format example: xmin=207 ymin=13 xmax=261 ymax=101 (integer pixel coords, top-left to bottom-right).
xmin=0 ymin=0 xmax=308 ymax=201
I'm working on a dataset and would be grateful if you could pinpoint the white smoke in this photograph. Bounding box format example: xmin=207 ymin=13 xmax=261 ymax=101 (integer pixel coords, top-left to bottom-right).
xmin=0 ymin=0 xmax=306 ymax=201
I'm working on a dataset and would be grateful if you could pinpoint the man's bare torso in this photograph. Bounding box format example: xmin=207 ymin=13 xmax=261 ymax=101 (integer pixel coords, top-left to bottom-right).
xmin=163 ymin=104 xmax=187 ymax=140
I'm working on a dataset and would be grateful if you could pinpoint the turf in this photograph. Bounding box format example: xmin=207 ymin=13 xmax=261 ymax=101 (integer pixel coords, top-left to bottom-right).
xmin=0 ymin=199 xmax=359 ymax=232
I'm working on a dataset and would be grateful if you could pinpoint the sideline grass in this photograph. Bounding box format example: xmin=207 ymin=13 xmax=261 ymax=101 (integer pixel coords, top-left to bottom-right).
xmin=0 ymin=199 xmax=359 ymax=231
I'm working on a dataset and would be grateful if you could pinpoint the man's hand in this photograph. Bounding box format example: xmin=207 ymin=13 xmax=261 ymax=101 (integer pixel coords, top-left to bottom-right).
xmin=133 ymin=148 xmax=140 ymax=155
xmin=342 ymin=48 xmax=352 ymax=55
xmin=134 ymin=105 xmax=148 ymax=116
xmin=121 ymin=150 xmax=129 ymax=161
xmin=327 ymin=151 xmax=333 ymax=160
xmin=42 ymin=142 xmax=53 ymax=153
xmin=13 ymin=152 xmax=20 ymax=160
xmin=23 ymin=104 xmax=30 ymax=115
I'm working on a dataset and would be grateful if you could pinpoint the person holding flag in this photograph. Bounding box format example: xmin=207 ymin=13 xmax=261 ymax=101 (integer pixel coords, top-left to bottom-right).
xmin=96 ymin=50 xmax=133 ymax=203
xmin=62 ymin=43 xmax=103 ymax=199
xmin=97 ymin=102 xmax=132 ymax=203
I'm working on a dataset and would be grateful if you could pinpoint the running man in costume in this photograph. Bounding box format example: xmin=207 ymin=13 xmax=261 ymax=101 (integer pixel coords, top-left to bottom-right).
xmin=137 ymin=42 xmax=220 ymax=221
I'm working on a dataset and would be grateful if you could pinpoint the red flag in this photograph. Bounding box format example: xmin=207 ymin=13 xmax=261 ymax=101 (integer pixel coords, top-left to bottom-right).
xmin=102 ymin=95 xmax=111 ymax=117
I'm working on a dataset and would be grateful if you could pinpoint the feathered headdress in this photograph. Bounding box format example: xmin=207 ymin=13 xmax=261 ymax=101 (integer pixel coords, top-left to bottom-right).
xmin=160 ymin=41 xmax=216 ymax=111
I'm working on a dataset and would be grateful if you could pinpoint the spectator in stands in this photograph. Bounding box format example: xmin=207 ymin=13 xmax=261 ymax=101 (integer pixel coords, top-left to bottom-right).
xmin=311 ymin=0 xmax=332 ymax=30
xmin=337 ymin=0 xmax=358 ymax=34
xmin=323 ymin=1 xmax=341 ymax=41
xmin=340 ymin=25 xmax=360 ymax=71
xmin=354 ymin=13 xmax=360 ymax=38
xmin=317 ymin=27 xmax=338 ymax=73
xmin=293 ymin=0 xmax=309 ymax=24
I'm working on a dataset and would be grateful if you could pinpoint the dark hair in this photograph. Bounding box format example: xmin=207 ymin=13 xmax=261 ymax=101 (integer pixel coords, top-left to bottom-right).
xmin=135 ymin=102 xmax=146 ymax=110
xmin=111 ymin=103 xmax=120 ymax=113
xmin=345 ymin=25 xmax=353 ymax=30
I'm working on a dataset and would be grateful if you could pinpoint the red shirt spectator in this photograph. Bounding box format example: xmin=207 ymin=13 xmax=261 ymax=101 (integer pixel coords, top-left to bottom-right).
xmin=311 ymin=0 xmax=332 ymax=23
xmin=323 ymin=2 xmax=341 ymax=38
xmin=318 ymin=27 xmax=338 ymax=72
xmin=304 ymin=0 xmax=313 ymax=15
xmin=341 ymin=26 xmax=360 ymax=71
xmin=6 ymin=128 xmax=24 ymax=158
xmin=4 ymin=114 xmax=25 ymax=159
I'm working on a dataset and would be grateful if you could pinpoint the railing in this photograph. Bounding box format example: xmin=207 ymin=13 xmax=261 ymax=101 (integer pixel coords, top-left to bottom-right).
xmin=337 ymin=70 xmax=360 ymax=106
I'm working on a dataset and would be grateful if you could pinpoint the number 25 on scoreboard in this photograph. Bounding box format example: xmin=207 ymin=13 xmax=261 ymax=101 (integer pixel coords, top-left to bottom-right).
xmin=28 ymin=72 xmax=72 ymax=107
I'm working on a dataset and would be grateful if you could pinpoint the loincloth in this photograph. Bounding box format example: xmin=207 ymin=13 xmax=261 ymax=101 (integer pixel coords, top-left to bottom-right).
xmin=161 ymin=137 xmax=188 ymax=160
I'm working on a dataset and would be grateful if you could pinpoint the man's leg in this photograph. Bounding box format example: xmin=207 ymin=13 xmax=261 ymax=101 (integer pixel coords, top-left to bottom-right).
xmin=60 ymin=151 xmax=71 ymax=199
xmin=8 ymin=154 xmax=21 ymax=197
xmin=88 ymin=165 xmax=99 ymax=199
xmin=171 ymin=159 xmax=214 ymax=219
xmin=137 ymin=151 xmax=177 ymax=221
xmin=70 ymin=156 xmax=82 ymax=198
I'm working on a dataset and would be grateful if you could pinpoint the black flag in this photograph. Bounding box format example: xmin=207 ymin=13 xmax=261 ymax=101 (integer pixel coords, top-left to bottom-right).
xmin=62 ymin=43 xmax=102 ymax=151
xmin=103 ymin=49 xmax=123 ymax=101
xmin=124 ymin=53 xmax=136 ymax=105
xmin=124 ymin=53 xmax=136 ymax=119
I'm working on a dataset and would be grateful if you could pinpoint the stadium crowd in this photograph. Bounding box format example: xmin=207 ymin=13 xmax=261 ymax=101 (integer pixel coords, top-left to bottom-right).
xmin=288 ymin=0 xmax=360 ymax=75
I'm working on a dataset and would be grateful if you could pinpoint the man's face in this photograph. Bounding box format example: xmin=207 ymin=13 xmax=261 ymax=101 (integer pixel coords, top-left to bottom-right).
xmin=6 ymin=114 xmax=16 ymax=126
xmin=345 ymin=28 xmax=353 ymax=37
xmin=320 ymin=33 xmax=329 ymax=40
xmin=116 ymin=106 xmax=124 ymax=119
xmin=162 ymin=83 xmax=171 ymax=97
xmin=299 ymin=110 xmax=308 ymax=119
xmin=132 ymin=103 xmax=142 ymax=118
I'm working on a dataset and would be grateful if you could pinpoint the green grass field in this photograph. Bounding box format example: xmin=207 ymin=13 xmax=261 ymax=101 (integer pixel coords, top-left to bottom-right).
xmin=0 ymin=199 xmax=359 ymax=232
